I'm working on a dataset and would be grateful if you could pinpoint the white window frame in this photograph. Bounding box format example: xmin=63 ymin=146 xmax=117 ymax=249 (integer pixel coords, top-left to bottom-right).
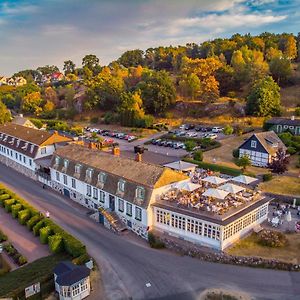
xmin=126 ymin=202 xmax=132 ymax=216
xmin=71 ymin=178 xmax=76 ymax=189
xmin=251 ymin=140 xmax=257 ymax=148
xmin=118 ymin=180 xmax=125 ymax=192
xmin=135 ymin=207 xmax=142 ymax=221
xmin=56 ymin=171 xmax=60 ymax=182
xmin=118 ymin=198 xmax=124 ymax=212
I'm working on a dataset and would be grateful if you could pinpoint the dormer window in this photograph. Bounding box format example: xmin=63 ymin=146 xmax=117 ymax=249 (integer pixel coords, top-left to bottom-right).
xmin=86 ymin=168 xmax=93 ymax=179
xmin=118 ymin=180 xmax=125 ymax=193
xmin=251 ymin=140 xmax=257 ymax=148
xmin=16 ymin=139 xmax=20 ymax=147
xmin=22 ymin=142 xmax=28 ymax=150
xmin=136 ymin=186 xmax=145 ymax=200
xmin=30 ymin=144 xmax=34 ymax=153
xmin=55 ymin=156 xmax=60 ymax=165
xmin=63 ymin=159 xmax=69 ymax=169
xmin=75 ymin=164 xmax=81 ymax=174
xmin=98 ymin=172 xmax=106 ymax=184
xmin=3 ymin=135 xmax=7 ymax=142
xmin=9 ymin=137 xmax=14 ymax=145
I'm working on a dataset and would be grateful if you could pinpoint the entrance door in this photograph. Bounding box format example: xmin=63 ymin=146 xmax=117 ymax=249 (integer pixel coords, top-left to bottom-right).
xmin=109 ymin=195 xmax=115 ymax=211
xmin=99 ymin=213 xmax=104 ymax=225
xmin=63 ymin=188 xmax=70 ymax=198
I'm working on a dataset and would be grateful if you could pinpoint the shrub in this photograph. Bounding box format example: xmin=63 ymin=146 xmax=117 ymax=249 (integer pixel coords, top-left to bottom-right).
xmin=232 ymin=148 xmax=239 ymax=158
xmin=258 ymin=230 xmax=288 ymax=248
xmin=0 ymin=194 xmax=10 ymax=207
xmin=185 ymin=140 xmax=197 ymax=152
xmin=148 ymin=232 xmax=165 ymax=249
xmin=63 ymin=233 xmax=86 ymax=258
xmin=48 ymin=234 xmax=63 ymax=253
xmin=0 ymin=230 xmax=7 ymax=242
xmin=287 ymin=146 xmax=297 ymax=155
xmin=39 ymin=226 xmax=52 ymax=244
xmin=26 ymin=215 xmax=42 ymax=231
xmin=72 ymin=253 xmax=90 ymax=265
xmin=4 ymin=243 xmax=16 ymax=256
xmin=11 ymin=203 xmax=22 ymax=218
xmin=18 ymin=209 xmax=31 ymax=225
xmin=4 ymin=199 xmax=16 ymax=213
xmin=262 ymin=173 xmax=273 ymax=182
xmin=223 ymin=125 xmax=234 ymax=135
xmin=18 ymin=255 xmax=27 ymax=266
xmin=33 ymin=219 xmax=45 ymax=236
xmin=193 ymin=150 xmax=203 ymax=161
xmin=295 ymin=107 xmax=300 ymax=116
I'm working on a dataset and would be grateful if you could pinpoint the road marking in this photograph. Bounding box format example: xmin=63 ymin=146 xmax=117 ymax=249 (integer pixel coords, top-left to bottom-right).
xmin=146 ymin=283 xmax=151 ymax=288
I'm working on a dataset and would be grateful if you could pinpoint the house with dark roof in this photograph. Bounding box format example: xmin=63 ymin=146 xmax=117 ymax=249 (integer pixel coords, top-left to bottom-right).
xmin=54 ymin=261 xmax=90 ymax=300
xmin=265 ymin=117 xmax=300 ymax=136
xmin=238 ymin=131 xmax=287 ymax=167
xmin=0 ymin=123 xmax=72 ymax=179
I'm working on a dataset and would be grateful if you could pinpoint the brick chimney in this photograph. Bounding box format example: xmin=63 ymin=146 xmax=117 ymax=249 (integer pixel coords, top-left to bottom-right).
xmin=112 ymin=146 xmax=120 ymax=156
xmin=135 ymin=153 xmax=142 ymax=162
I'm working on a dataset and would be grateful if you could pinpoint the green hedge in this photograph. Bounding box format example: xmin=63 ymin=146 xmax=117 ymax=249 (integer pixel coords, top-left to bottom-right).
xmin=4 ymin=199 xmax=16 ymax=213
xmin=26 ymin=215 xmax=43 ymax=231
xmin=33 ymin=220 xmax=45 ymax=236
xmin=0 ymin=194 xmax=10 ymax=207
xmin=48 ymin=234 xmax=63 ymax=253
xmin=11 ymin=203 xmax=22 ymax=218
xmin=184 ymin=158 xmax=242 ymax=176
xmin=40 ymin=226 xmax=52 ymax=244
xmin=18 ymin=209 xmax=31 ymax=225
xmin=72 ymin=253 xmax=90 ymax=265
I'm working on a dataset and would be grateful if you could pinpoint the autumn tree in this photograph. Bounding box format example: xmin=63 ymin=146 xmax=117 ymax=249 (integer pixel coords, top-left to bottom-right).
xmin=43 ymin=87 xmax=58 ymax=106
xmin=246 ymin=76 xmax=281 ymax=117
xmin=179 ymin=73 xmax=201 ymax=100
xmin=279 ymin=35 xmax=297 ymax=60
xmin=269 ymin=148 xmax=289 ymax=174
xmin=21 ymin=91 xmax=42 ymax=115
xmin=0 ymin=101 xmax=11 ymax=124
xmin=269 ymin=57 xmax=292 ymax=84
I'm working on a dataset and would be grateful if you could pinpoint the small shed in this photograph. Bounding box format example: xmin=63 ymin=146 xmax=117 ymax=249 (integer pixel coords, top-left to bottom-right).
xmin=54 ymin=261 xmax=91 ymax=300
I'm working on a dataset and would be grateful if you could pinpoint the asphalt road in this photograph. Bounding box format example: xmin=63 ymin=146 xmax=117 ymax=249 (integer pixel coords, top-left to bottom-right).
xmin=1 ymin=163 xmax=300 ymax=300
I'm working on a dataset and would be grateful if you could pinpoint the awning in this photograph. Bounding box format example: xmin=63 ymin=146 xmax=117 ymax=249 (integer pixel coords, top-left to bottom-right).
xmin=202 ymin=188 xmax=229 ymax=200
xmin=175 ymin=181 xmax=201 ymax=192
xmin=164 ymin=161 xmax=198 ymax=172
xmin=218 ymin=183 xmax=245 ymax=194
xmin=202 ymin=176 xmax=228 ymax=185
xmin=231 ymin=175 xmax=257 ymax=185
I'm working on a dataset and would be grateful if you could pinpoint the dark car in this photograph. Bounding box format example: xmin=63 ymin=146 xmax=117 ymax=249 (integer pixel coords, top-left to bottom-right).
xmin=185 ymin=124 xmax=195 ymax=130
xmin=160 ymin=140 xmax=167 ymax=146
xmin=134 ymin=145 xmax=146 ymax=154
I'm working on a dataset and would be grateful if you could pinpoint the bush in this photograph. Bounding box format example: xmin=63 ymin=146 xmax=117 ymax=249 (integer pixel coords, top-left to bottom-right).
xmin=295 ymin=107 xmax=300 ymax=116
xmin=185 ymin=140 xmax=197 ymax=152
xmin=262 ymin=173 xmax=273 ymax=182
xmin=18 ymin=255 xmax=27 ymax=266
xmin=72 ymin=253 xmax=90 ymax=265
xmin=232 ymin=148 xmax=239 ymax=158
xmin=11 ymin=203 xmax=22 ymax=218
xmin=48 ymin=234 xmax=63 ymax=253
xmin=0 ymin=230 xmax=8 ymax=242
xmin=4 ymin=243 xmax=16 ymax=256
xmin=287 ymin=146 xmax=297 ymax=155
xmin=18 ymin=209 xmax=31 ymax=225
xmin=63 ymin=233 xmax=86 ymax=258
xmin=148 ymin=232 xmax=165 ymax=249
xmin=258 ymin=230 xmax=288 ymax=248
xmin=33 ymin=219 xmax=45 ymax=236
xmin=4 ymin=199 xmax=16 ymax=213
xmin=39 ymin=226 xmax=52 ymax=244
xmin=223 ymin=125 xmax=234 ymax=135
xmin=193 ymin=150 xmax=203 ymax=161
xmin=0 ymin=194 xmax=10 ymax=207
xmin=26 ymin=215 xmax=42 ymax=231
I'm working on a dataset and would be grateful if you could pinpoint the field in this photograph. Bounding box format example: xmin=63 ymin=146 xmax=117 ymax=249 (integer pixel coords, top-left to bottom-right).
xmin=227 ymin=232 xmax=300 ymax=264
xmin=258 ymin=176 xmax=300 ymax=196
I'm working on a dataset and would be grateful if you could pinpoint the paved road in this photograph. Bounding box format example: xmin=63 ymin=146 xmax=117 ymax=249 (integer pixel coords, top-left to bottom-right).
xmin=1 ymin=164 xmax=300 ymax=300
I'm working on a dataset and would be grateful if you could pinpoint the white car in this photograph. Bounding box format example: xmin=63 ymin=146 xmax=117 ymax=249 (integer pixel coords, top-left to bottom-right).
xmin=179 ymin=124 xmax=186 ymax=130
xmin=212 ymin=127 xmax=223 ymax=133
xmin=206 ymin=133 xmax=218 ymax=139
xmin=186 ymin=132 xmax=198 ymax=138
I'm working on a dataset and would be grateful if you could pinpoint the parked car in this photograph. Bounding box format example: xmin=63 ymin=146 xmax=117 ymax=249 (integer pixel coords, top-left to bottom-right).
xmin=212 ymin=127 xmax=223 ymax=133
xmin=184 ymin=124 xmax=195 ymax=130
xmin=206 ymin=133 xmax=218 ymax=139
xmin=186 ymin=132 xmax=198 ymax=138
xmin=134 ymin=145 xmax=146 ymax=154
xmin=179 ymin=124 xmax=186 ymax=130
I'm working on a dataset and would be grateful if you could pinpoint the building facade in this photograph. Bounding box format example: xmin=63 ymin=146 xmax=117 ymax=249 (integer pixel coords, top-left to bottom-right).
xmin=265 ymin=117 xmax=300 ymax=136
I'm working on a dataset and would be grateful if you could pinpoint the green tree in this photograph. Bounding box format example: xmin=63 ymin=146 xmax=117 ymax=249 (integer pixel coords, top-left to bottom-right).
xmin=236 ymin=155 xmax=251 ymax=171
xmin=269 ymin=57 xmax=292 ymax=84
xmin=223 ymin=125 xmax=234 ymax=135
xmin=246 ymin=76 xmax=281 ymax=117
xmin=37 ymin=65 xmax=59 ymax=75
xmin=0 ymin=101 xmax=11 ymax=124
xmin=63 ymin=60 xmax=76 ymax=75
xmin=118 ymin=49 xmax=144 ymax=67
xmin=184 ymin=140 xmax=196 ymax=152
xmin=82 ymin=54 xmax=101 ymax=74
xmin=179 ymin=73 xmax=201 ymax=99
xmin=137 ymin=70 xmax=176 ymax=114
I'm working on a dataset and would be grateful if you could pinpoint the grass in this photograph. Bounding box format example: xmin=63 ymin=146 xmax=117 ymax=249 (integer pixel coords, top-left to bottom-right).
xmin=0 ymin=253 xmax=70 ymax=298
xmin=0 ymin=254 xmax=11 ymax=277
xmin=227 ymin=232 xmax=300 ymax=264
xmin=259 ymin=176 xmax=300 ymax=196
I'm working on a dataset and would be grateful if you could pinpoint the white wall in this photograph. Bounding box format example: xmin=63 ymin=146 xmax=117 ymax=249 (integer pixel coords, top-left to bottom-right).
xmin=239 ymin=149 xmax=270 ymax=167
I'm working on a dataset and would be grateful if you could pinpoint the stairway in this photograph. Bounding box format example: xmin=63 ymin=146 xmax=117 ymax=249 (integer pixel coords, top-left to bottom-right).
xmin=99 ymin=207 xmax=127 ymax=233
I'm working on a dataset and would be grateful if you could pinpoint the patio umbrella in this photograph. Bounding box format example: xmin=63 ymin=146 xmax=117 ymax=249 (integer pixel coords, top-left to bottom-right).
xmin=218 ymin=183 xmax=245 ymax=194
xmin=286 ymin=211 xmax=292 ymax=222
xmin=202 ymin=176 xmax=228 ymax=185
xmin=231 ymin=175 xmax=257 ymax=185
xmin=175 ymin=181 xmax=201 ymax=192
xmin=202 ymin=188 xmax=229 ymax=200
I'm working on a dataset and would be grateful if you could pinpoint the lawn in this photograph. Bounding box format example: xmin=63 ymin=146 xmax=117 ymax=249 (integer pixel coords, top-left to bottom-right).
xmin=227 ymin=232 xmax=300 ymax=264
xmin=259 ymin=176 xmax=300 ymax=197
xmin=0 ymin=253 xmax=70 ymax=298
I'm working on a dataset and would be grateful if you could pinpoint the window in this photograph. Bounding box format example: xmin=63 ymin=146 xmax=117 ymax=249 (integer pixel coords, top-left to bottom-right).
xmin=71 ymin=178 xmax=76 ymax=189
xmin=23 ymin=156 xmax=26 ymax=164
xmin=63 ymin=159 xmax=69 ymax=169
xmin=126 ymin=202 xmax=132 ymax=216
xmin=55 ymin=156 xmax=60 ymax=165
xmin=30 ymin=144 xmax=35 ymax=153
xmin=93 ymin=187 xmax=98 ymax=199
xmin=98 ymin=172 xmax=106 ymax=184
xmin=99 ymin=191 xmax=105 ymax=203
xmin=118 ymin=180 xmax=125 ymax=192
xmin=86 ymin=185 xmax=92 ymax=196
xmin=56 ymin=171 xmax=60 ymax=181
xmin=135 ymin=207 xmax=142 ymax=221
xmin=118 ymin=198 xmax=124 ymax=212
xmin=41 ymin=147 xmax=46 ymax=154
xmin=16 ymin=139 xmax=20 ymax=147
xmin=86 ymin=168 xmax=93 ymax=178
xmin=29 ymin=159 xmax=32 ymax=166
xmin=63 ymin=175 xmax=68 ymax=185
xmin=251 ymin=140 xmax=257 ymax=148
xmin=135 ymin=187 xmax=145 ymax=200
xmin=15 ymin=152 xmax=18 ymax=159
xmin=75 ymin=164 xmax=81 ymax=174
xmin=72 ymin=283 xmax=80 ymax=296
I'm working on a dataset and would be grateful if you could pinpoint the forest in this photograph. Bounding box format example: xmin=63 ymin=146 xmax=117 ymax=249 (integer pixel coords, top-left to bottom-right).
xmin=0 ymin=32 xmax=300 ymax=127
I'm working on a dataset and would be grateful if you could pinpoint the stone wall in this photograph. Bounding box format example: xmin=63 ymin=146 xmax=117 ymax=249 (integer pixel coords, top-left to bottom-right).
xmin=0 ymin=156 xmax=36 ymax=180
xmin=117 ymin=213 xmax=148 ymax=239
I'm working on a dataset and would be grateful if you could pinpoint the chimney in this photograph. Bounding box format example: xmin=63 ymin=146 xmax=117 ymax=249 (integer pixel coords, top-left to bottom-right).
xmin=112 ymin=146 xmax=120 ymax=156
xmin=291 ymin=116 xmax=295 ymax=121
xmin=135 ymin=153 xmax=142 ymax=162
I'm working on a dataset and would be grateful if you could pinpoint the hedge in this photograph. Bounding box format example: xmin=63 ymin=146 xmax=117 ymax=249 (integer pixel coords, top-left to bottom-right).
xmin=33 ymin=220 xmax=45 ymax=236
xmin=18 ymin=209 xmax=31 ymax=225
xmin=4 ymin=199 xmax=16 ymax=213
xmin=26 ymin=215 xmax=43 ymax=231
xmin=0 ymin=194 xmax=10 ymax=207
xmin=184 ymin=159 xmax=242 ymax=176
xmin=72 ymin=253 xmax=90 ymax=265
xmin=48 ymin=234 xmax=63 ymax=253
xmin=40 ymin=226 xmax=52 ymax=244
xmin=11 ymin=203 xmax=23 ymax=218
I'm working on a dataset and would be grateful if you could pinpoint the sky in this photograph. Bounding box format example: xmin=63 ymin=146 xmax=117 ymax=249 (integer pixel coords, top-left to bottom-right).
xmin=0 ymin=0 xmax=299 ymax=75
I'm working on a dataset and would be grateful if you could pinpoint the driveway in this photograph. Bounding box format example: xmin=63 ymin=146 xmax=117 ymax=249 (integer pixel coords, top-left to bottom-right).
xmin=0 ymin=207 xmax=50 ymax=263
xmin=0 ymin=163 xmax=300 ymax=300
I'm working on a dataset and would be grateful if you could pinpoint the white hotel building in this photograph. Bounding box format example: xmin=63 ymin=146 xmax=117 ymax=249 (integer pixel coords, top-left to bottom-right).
xmin=50 ymin=144 xmax=270 ymax=250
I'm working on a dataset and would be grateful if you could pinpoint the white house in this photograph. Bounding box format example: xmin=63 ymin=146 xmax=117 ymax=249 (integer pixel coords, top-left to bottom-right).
xmin=238 ymin=131 xmax=287 ymax=167
xmin=0 ymin=123 xmax=71 ymax=179
xmin=54 ymin=261 xmax=90 ymax=300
